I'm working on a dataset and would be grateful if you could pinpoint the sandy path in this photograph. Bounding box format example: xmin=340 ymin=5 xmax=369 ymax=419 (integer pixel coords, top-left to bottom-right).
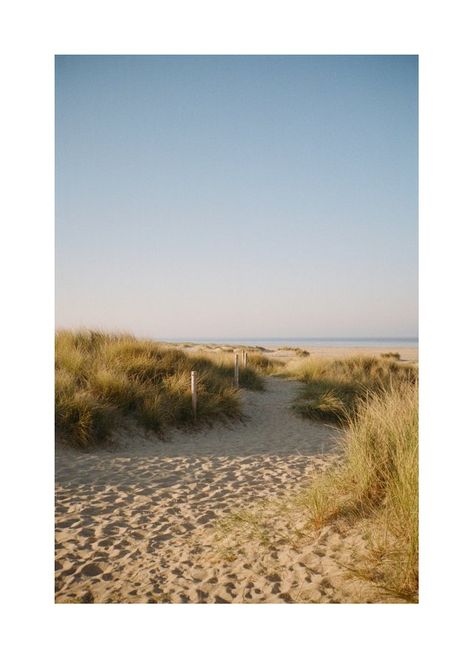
xmin=55 ymin=377 xmax=376 ymax=603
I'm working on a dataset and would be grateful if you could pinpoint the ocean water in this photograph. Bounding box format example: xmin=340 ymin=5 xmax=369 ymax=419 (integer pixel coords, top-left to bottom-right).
xmin=165 ymin=337 xmax=419 ymax=348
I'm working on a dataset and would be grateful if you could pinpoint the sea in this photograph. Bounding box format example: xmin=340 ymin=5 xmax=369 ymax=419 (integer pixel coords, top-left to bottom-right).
xmin=164 ymin=337 xmax=419 ymax=348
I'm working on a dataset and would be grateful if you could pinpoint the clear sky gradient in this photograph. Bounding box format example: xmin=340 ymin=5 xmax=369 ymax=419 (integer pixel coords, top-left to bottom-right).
xmin=56 ymin=55 xmax=418 ymax=339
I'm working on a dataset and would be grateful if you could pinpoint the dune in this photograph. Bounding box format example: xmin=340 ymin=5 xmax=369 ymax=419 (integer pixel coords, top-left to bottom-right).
xmin=268 ymin=345 xmax=418 ymax=362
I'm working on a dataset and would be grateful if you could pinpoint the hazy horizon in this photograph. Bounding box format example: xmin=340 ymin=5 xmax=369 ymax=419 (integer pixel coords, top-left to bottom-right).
xmin=56 ymin=55 xmax=418 ymax=338
xmin=158 ymin=337 xmax=419 ymax=349
xmin=54 ymin=328 xmax=418 ymax=345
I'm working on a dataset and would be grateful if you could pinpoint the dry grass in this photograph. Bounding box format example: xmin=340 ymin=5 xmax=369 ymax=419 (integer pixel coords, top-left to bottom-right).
xmin=280 ymin=355 xmax=417 ymax=422
xmin=381 ymin=351 xmax=401 ymax=360
xmin=278 ymin=354 xmax=418 ymax=600
xmin=55 ymin=330 xmax=270 ymax=448
xmin=277 ymin=346 xmax=310 ymax=357
xmin=302 ymin=382 xmax=418 ymax=601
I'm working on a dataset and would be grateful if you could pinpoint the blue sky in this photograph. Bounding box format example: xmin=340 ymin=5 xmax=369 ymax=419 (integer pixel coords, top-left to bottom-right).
xmin=56 ymin=55 xmax=418 ymax=339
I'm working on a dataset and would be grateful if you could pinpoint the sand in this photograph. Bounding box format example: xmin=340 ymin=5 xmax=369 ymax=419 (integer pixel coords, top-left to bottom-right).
xmin=181 ymin=342 xmax=418 ymax=364
xmin=269 ymin=344 xmax=418 ymax=362
xmin=56 ymin=377 xmax=384 ymax=603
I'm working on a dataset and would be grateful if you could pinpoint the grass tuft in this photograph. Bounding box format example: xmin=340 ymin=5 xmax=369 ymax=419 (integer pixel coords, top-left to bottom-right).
xmin=380 ymin=352 xmax=401 ymax=360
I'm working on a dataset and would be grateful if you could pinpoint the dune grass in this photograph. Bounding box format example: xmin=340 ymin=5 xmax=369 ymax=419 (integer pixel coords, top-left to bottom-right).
xmin=245 ymin=351 xmax=278 ymax=373
xmin=301 ymin=382 xmax=418 ymax=601
xmin=380 ymin=351 xmax=401 ymax=360
xmin=55 ymin=330 xmax=270 ymax=448
xmin=277 ymin=346 xmax=310 ymax=357
xmin=281 ymin=355 xmax=417 ymax=423
xmin=278 ymin=354 xmax=418 ymax=599
xmin=176 ymin=342 xmax=269 ymax=353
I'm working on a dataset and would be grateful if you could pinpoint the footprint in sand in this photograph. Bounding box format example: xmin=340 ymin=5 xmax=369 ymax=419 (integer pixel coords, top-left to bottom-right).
xmin=80 ymin=563 xmax=105 ymax=577
xmin=55 ymin=377 xmax=373 ymax=604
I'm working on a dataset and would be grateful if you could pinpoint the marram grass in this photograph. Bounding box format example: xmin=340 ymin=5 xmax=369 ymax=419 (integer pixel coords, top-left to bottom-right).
xmin=55 ymin=330 xmax=269 ymax=448
xmin=281 ymin=355 xmax=417 ymax=423
xmin=302 ymin=382 xmax=419 ymax=601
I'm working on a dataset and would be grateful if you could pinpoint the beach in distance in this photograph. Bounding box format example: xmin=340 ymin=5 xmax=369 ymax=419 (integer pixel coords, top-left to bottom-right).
xmin=55 ymin=332 xmax=418 ymax=604
xmin=54 ymin=55 xmax=419 ymax=607
xmin=174 ymin=339 xmax=418 ymax=362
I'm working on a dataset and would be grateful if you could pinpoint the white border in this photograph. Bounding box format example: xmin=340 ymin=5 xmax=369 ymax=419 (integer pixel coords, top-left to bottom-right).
xmin=2 ymin=1 xmax=473 ymax=657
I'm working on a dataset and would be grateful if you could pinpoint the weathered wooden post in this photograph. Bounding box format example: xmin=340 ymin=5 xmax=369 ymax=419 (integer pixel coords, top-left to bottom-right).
xmin=191 ymin=370 xmax=197 ymax=421
xmin=243 ymin=351 xmax=248 ymax=368
xmin=234 ymin=353 xmax=240 ymax=388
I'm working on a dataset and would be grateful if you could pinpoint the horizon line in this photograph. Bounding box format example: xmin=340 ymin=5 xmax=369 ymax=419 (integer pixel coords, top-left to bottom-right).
xmin=160 ymin=336 xmax=419 ymax=342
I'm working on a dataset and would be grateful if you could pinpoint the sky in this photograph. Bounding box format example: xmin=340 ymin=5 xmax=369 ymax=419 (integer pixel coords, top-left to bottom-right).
xmin=56 ymin=55 xmax=418 ymax=339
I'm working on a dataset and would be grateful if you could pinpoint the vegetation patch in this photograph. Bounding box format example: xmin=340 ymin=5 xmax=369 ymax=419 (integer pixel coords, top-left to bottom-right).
xmin=281 ymin=355 xmax=417 ymax=422
xmin=380 ymin=352 xmax=401 ymax=360
xmin=277 ymin=354 xmax=418 ymax=599
xmin=278 ymin=346 xmax=310 ymax=357
xmin=301 ymin=383 xmax=418 ymax=601
xmin=55 ymin=330 xmax=272 ymax=448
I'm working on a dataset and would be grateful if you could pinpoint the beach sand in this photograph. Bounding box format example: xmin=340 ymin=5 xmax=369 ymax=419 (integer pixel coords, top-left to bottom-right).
xmin=180 ymin=342 xmax=418 ymax=363
xmin=55 ymin=370 xmax=399 ymax=603
xmin=268 ymin=344 xmax=418 ymax=362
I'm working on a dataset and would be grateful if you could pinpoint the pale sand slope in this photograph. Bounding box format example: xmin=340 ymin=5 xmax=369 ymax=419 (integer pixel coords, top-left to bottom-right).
xmin=269 ymin=345 xmax=418 ymax=362
xmin=56 ymin=377 xmax=381 ymax=603
xmin=181 ymin=343 xmax=417 ymax=362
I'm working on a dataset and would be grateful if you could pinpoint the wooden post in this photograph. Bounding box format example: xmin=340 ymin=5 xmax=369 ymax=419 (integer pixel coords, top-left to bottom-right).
xmin=243 ymin=351 xmax=248 ymax=368
xmin=191 ymin=370 xmax=197 ymax=421
xmin=234 ymin=353 xmax=239 ymax=388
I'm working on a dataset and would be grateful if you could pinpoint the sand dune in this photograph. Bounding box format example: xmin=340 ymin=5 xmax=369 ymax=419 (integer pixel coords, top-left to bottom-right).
xmin=55 ymin=377 xmax=381 ymax=603
xmin=181 ymin=343 xmax=418 ymax=363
